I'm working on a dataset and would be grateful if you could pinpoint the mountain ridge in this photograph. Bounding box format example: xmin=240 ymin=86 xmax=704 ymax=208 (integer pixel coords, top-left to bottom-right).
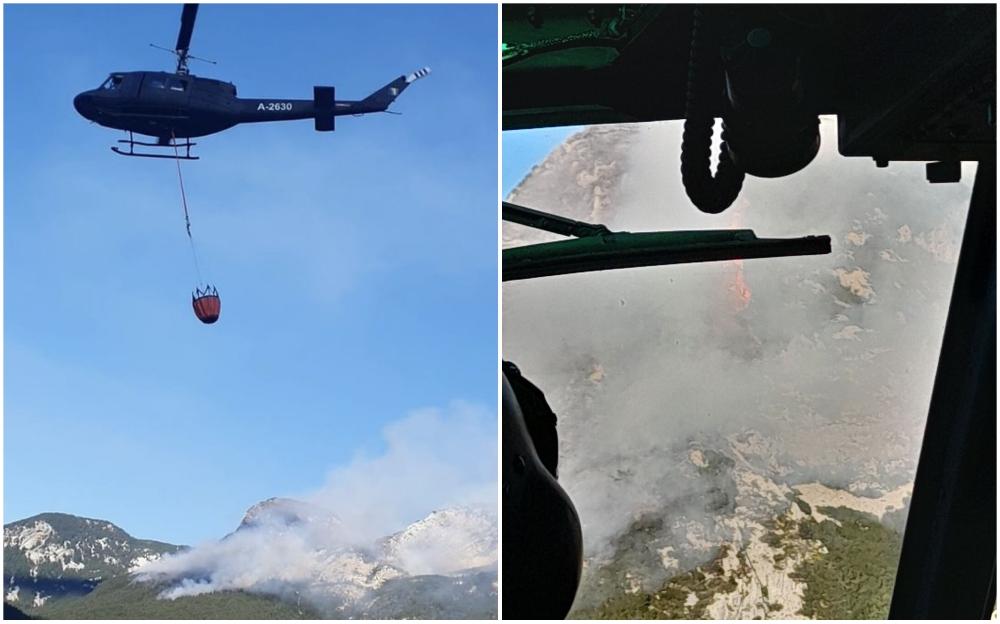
xmin=4 ymin=499 xmax=497 ymax=619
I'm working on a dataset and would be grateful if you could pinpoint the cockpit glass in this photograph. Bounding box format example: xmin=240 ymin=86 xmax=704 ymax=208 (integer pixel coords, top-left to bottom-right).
xmin=100 ymin=75 xmax=123 ymax=90
xmin=503 ymin=117 xmax=975 ymax=619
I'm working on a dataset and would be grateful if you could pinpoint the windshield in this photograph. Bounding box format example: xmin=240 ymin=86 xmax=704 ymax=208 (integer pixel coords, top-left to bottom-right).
xmin=99 ymin=74 xmax=123 ymax=90
xmin=502 ymin=117 xmax=974 ymax=619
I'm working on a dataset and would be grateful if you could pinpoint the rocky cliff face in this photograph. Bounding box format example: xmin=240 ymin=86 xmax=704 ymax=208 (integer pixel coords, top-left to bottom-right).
xmin=382 ymin=506 xmax=498 ymax=575
xmin=503 ymin=119 xmax=972 ymax=618
xmin=504 ymin=125 xmax=639 ymax=248
xmin=3 ymin=513 xmax=181 ymax=610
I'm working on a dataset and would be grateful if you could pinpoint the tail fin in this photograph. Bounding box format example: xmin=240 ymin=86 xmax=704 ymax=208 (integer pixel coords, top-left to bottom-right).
xmin=361 ymin=67 xmax=431 ymax=112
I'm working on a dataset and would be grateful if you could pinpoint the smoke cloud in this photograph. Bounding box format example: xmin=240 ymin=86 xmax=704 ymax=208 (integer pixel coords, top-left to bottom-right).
xmin=305 ymin=401 xmax=497 ymax=542
xmin=502 ymin=118 xmax=974 ymax=569
xmin=135 ymin=401 xmax=497 ymax=615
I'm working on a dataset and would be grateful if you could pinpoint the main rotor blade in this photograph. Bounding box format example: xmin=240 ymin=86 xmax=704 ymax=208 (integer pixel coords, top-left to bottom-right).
xmin=175 ymin=4 xmax=198 ymax=55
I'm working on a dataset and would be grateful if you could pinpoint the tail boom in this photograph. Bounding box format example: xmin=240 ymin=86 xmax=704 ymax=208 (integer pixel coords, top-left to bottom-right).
xmin=235 ymin=67 xmax=430 ymax=132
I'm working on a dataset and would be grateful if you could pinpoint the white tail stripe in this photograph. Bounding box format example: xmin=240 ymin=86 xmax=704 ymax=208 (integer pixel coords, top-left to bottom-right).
xmin=405 ymin=67 xmax=432 ymax=83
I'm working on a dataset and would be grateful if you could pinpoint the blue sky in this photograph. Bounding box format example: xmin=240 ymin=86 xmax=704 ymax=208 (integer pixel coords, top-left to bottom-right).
xmin=4 ymin=4 xmax=497 ymax=545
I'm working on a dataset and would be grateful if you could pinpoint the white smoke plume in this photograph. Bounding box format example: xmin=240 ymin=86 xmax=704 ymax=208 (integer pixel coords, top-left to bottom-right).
xmin=134 ymin=401 xmax=497 ymax=616
xmin=502 ymin=117 xmax=975 ymax=569
xmin=305 ymin=401 xmax=497 ymax=542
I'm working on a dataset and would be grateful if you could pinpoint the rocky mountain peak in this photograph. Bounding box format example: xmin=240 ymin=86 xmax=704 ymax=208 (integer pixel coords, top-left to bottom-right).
xmin=238 ymin=497 xmax=339 ymax=531
xmin=382 ymin=506 xmax=498 ymax=576
xmin=504 ymin=125 xmax=639 ymax=248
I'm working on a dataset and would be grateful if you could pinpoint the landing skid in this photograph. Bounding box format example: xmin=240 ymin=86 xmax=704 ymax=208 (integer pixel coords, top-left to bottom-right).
xmin=111 ymin=132 xmax=199 ymax=160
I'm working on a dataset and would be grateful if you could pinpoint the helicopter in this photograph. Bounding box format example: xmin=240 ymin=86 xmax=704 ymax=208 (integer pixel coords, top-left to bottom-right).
xmin=72 ymin=4 xmax=431 ymax=160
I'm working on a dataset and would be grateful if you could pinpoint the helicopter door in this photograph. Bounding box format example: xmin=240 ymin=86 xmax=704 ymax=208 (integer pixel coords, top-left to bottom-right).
xmin=139 ymin=75 xmax=191 ymax=113
xmin=166 ymin=77 xmax=192 ymax=107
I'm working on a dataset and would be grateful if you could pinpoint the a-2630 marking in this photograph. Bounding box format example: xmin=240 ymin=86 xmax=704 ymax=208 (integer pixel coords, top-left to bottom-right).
xmin=257 ymin=102 xmax=293 ymax=111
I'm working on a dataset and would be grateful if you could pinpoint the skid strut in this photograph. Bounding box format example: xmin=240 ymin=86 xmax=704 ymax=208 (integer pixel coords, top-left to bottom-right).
xmin=111 ymin=131 xmax=199 ymax=160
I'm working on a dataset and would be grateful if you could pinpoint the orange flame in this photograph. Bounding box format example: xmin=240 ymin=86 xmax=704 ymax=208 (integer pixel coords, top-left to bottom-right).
xmin=726 ymin=201 xmax=752 ymax=310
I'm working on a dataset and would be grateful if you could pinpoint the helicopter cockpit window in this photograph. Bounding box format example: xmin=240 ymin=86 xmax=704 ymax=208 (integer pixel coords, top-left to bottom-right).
xmin=100 ymin=74 xmax=124 ymax=91
xmin=169 ymin=78 xmax=188 ymax=92
xmin=149 ymin=78 xmax=166 ymax=90
xmin=503 ymin=118 xmax=975 ymax=619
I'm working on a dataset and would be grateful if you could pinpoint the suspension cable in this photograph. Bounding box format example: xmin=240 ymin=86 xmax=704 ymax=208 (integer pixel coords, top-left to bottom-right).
xmin=171 ymin=133 xmax=205 ymax=285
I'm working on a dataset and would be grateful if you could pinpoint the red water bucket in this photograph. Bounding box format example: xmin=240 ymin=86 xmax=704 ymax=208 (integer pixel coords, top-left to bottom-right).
xmin=192 ymin=286 xmax=221 ymax=324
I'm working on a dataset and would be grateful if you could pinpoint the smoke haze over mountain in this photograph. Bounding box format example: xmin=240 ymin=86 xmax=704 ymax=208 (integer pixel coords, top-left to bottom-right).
xmin=502 ymin=119 xmax=973 ymax=614
xmin=134 ymin=402 xmax=497 ymax=616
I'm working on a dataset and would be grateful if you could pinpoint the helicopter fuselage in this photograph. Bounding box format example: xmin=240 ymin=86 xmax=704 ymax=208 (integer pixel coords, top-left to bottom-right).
xmin=72 ymin=70 xmax=383 ymax=140
xmin=73 ymin=3 xmax=429 ymax=158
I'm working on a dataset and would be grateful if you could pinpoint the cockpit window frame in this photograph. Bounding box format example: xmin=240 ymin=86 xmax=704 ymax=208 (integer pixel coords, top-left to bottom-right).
xmin=100 ymin=74 xmax=124 ymax=91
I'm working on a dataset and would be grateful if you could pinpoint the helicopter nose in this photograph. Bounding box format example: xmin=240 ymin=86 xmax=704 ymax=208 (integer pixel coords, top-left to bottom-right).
xmin=73 ymin=92 xmax=95 ymax=119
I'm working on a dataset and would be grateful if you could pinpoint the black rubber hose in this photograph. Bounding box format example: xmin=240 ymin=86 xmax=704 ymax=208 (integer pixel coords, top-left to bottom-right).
xmin=680 ymin=6 xmax=745 ymax=214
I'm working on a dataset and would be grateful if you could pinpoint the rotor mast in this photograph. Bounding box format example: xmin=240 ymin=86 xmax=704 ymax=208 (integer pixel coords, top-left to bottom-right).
xmin=175 ymin=4 xmax=198 ymax=75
